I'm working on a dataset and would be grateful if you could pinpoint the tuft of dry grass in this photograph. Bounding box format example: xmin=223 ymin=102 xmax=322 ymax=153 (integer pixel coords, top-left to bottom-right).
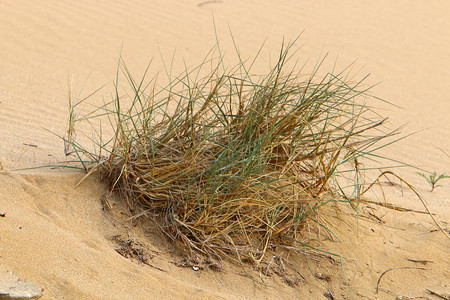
xmin=66 ymin=41 xmax=400 ymax=265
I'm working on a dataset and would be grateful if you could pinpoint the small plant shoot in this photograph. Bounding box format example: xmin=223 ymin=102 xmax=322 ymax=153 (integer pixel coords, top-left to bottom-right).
xmin=417 ymin=171 xmax=450 ymax=192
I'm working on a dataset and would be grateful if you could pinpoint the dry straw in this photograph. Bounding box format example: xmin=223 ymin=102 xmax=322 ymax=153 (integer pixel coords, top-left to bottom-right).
xmin=66 ymin=40 xmax=402 ymax=265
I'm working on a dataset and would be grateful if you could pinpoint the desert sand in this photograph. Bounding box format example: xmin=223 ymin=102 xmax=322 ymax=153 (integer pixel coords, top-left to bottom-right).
xmin=1 ymin=1 xmax=449 ymax=299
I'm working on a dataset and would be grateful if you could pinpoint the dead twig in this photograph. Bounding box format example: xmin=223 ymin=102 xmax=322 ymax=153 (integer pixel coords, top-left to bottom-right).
xmin=426 ymin=288 xmax=450 ymax=300
xmin=406 ymin=258 xmax=433 ymax=265
xmin=375 ymin=267 xmax=430 ymax=294
xmin=198 ymin=0 xmax=222 ymax=7
xmin=23 ymin=143 xmax=38 ymax=148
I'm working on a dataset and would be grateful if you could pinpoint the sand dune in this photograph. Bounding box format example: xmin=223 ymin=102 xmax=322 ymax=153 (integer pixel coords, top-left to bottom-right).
xmin=1 ymin=0 xmax=449 ymax=298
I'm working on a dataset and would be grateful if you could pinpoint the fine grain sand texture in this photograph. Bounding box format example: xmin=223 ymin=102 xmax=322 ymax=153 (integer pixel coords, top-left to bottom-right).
xmin=1 ymin=1 xmax=449 ymax=299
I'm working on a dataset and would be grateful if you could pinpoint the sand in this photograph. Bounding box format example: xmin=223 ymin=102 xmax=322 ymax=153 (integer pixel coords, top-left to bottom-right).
xmin=1 ymin=0 xmax=449 ymax=299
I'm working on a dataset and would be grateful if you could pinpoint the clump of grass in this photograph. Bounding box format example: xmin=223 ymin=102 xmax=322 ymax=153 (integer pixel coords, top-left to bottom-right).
xmin=417 ymin=171 xmax=450 ymax=192
xmin=66 ymin=41 xmax=398 ymax=265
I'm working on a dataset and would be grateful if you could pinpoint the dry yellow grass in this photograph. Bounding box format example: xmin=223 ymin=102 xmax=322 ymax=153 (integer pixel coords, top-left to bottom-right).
xmin=66 ymin=41 xmax=399 ymax=266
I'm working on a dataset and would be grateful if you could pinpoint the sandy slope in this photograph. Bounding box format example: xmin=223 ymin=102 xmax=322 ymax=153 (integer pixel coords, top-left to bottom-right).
xmin=1 ymin=0 xmax=449 ymax=299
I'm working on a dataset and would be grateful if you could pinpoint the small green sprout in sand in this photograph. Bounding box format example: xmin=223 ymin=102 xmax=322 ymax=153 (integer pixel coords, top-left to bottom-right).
xmin=417 ymin=171 xmax=450 ymax=192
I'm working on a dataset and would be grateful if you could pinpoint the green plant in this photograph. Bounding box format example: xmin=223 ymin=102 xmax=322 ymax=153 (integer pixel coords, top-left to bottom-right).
xmin=65 ymin=40 xmax=401 ymax=266
xmin=417 ymin=171 xmax=450 ymax=192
